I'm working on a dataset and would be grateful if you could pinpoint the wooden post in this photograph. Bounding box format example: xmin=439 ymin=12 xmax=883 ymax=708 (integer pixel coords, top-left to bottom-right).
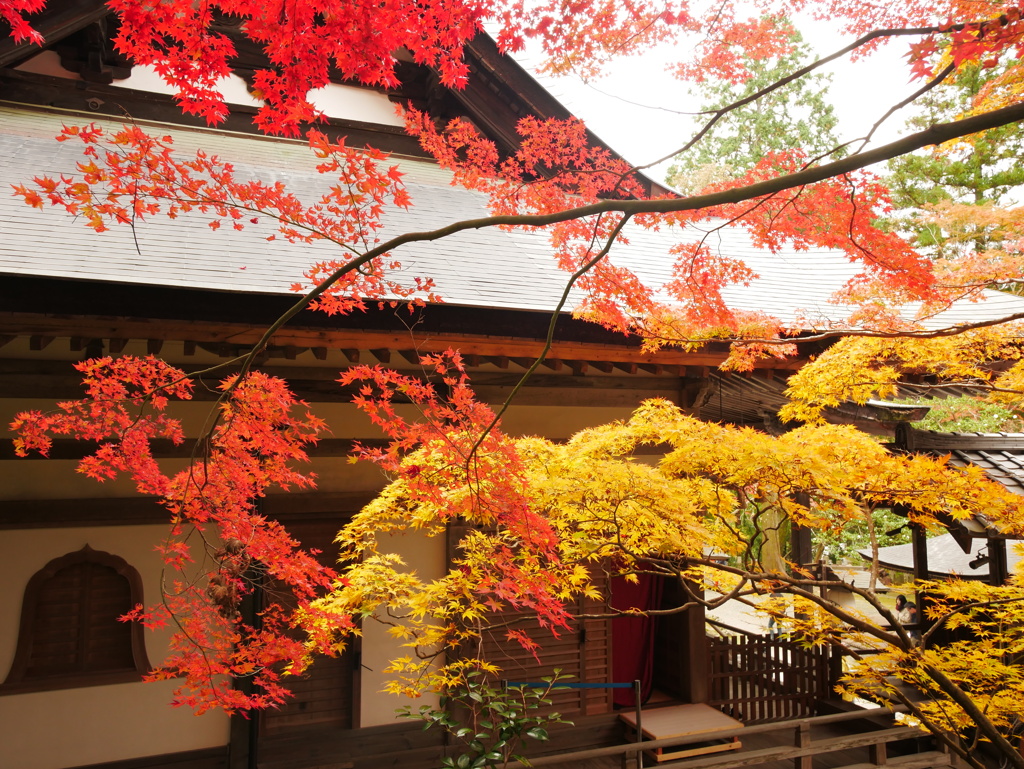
xmin=939 ymin=734 xmax=967 ymax=768
xmin=633 ymin=679 xmax=644 ymax=769
xmin=794 ymin=720 xmax=812 ymax=769
xmin=870 ymin=740 xmax=888 ymax=766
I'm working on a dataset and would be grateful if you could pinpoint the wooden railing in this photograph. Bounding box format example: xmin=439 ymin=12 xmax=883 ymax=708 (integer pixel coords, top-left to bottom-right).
xmin=707 ymin=634 xmax=833 ymax=723
xmin=525 ymin=707 xmax=954 ymax=769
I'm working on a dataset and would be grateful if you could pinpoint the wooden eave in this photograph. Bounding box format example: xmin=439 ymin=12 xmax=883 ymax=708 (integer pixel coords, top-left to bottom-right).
xmin=456 ymin=37 xmax=672 ymax=199
xmin=1 ymin=7 xmax=667 ymax=194
xmin=0 ymin=70 xmax=432 ymax=157
xmin=0 ymin=275 xmax=806 ymax=373
xmin=0 ymin=0 xmax=109 ymax=69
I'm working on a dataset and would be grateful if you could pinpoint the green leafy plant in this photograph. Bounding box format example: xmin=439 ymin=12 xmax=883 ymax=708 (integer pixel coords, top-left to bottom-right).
xmin=399 ymin=662 xmax=572 ymax=769
xmin=897 ymin=394 xmax=1024 ymax=433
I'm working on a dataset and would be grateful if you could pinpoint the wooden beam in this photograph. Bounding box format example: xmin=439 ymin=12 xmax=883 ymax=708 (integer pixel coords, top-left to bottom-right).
xmin=29 ymin=335 xmax=54 ymax=351
xmin=369 ymin=348 xmax=391 ymax=363
xmin=471 ymin=385 xmax=678 ymax=408
xmin=311 ymin=347 xmax=328 ymax=361
xmin=108 ymin=338 xmax=128 ymax=354
xmin=0 ymin=437 xmax=390 ymax=461
xmin=341 ymin=349 xmax=360 ymax=363
xmin=147 ymin=339 xmax=164 ymax=355
xmin=0 ymin=359 xmax=687 ymax=403
xmin=0 ymin=496 xmax=166 ymax=529
xmin=568 ymin=360 xmax=588 ymax=376
xmin=488 ymin=355 xmax=510 ymax=369
xmin=398 ymin=350 xmax=422 ymax=365
xmin=196 ymin=341 xmax=232 ymax=358
xmin=0 ymin=491 xmax=379 ymax=529
xmin=680 ymin=377 xmax=713 ymax=413
xmin=590 ymin=361 xmax=614 ymax=374
xmin=0 ymin=312 xmax=805 ymax=369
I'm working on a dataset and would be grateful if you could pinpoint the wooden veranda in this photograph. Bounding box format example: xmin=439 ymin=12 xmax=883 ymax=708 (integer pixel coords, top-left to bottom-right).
xmin=528 ymin=708 xmax=956 ymax=769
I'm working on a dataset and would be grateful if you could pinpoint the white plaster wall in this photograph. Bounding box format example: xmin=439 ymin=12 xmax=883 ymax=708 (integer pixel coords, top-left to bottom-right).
xmin=358 ymin=529 xmax=447 ymax=727
xmin=0 ymin=526 xmax=230 ymax=769
xmin=14 ymin=50 xmax=81 ymax=80
xmin=0 ymin=680 xmax=228 ymax=769
xmin=115 ymin=65 xmax=262 ymax=108
xmin=16 ymin=53 xmax=405 ymax=127
xmin=0 ymin=386 xmax=653 ymax=740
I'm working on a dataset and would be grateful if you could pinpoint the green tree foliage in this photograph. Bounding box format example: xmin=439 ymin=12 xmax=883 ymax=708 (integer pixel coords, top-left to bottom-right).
xmin=666 ymin=18 xmax=843 ymax=195
xmin=813 ymin=507 xmax=910 ymax=565
xmin=885 ymin=61 xmax=1024 ymax=249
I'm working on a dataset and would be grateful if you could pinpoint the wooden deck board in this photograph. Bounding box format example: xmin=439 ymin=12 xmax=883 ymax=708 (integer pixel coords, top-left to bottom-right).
xmin=534 ymin=719 xmax=941 ymax=769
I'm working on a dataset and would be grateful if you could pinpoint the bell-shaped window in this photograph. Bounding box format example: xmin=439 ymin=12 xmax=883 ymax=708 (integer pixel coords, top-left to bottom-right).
xmin=1 ymin=545 xmax=150 ymax=694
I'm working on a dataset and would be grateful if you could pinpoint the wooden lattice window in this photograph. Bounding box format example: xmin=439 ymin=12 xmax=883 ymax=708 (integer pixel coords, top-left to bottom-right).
xmin=1 ymin=545 xmax=151 ymax=694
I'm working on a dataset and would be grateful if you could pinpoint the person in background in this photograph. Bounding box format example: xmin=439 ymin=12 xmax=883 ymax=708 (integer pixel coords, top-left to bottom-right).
xmin=904 ymin=602 xmax=920 ymax=640
xmin=894 ymin=594 xmax=909 ymax=625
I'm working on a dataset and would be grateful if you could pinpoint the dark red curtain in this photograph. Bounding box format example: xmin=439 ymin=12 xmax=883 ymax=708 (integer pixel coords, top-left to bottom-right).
xmin=610 ymin=573 xmax=663 ymax=706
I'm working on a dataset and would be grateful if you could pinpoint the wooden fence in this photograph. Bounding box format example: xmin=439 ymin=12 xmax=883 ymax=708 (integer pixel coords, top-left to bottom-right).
xmin=707 ymin=635 xmax=833 ymax=723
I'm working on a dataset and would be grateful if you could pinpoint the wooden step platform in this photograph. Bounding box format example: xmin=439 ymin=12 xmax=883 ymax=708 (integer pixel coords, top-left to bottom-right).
xmin=620 ymin=703 xmax=744 ymax=763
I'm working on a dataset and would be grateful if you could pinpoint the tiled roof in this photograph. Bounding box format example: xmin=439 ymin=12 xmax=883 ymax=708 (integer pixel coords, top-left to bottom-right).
xmin=894 ymin=426 xmax=1024 ymax=497
xmin=885 ymin=427 xmax=1024 ymax=574
xmin=860 ymin=533 xmax=1022 ymax=579
xmin=4 ymin=104 xmax=1024 ymax=328
xmin=951 ymin=448 xmax=1024 ymax=497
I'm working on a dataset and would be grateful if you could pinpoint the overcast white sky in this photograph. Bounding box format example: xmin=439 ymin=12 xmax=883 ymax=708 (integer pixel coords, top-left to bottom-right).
xmin=512 ymin=19 xmax=923 ymax=185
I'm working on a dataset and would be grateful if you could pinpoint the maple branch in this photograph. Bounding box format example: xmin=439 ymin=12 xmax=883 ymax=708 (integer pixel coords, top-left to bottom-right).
xmin=640 ymin=310 xmax=1024 ymax=348
xmin=635 ymin=24 xmax=990 ymax=174
xmin=882 ymin=685 xmax=980 ymax=769
xmin=924 ymin=662 xmax=1024 ymax=769
xmin=855 ymin=62 xmax=958 ymax=153
xmin=696 ymin=559 xmax=915 ymax=649
xmin=919 ymin=594 xmax=1024 ymax=647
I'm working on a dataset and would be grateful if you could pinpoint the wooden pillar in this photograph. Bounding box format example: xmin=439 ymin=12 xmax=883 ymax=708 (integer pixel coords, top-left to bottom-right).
xmin=988 ymin=537 xmax=1009 ymax=586
xmin=680 ymin=368 xmax=712 ymax=417
xmin=911 ymin=520 xmax=931 ymax=640
xmin=685 ymin=597 xmax=709 ymax=704
xmin=912 ymin=521 xmax=929 ymax=582
xmin=655 ymin=577 xmax=708 ymax=703
xmin=791 ymin=524 xmax=812 ymax=570
xmin=229 ymin=563 xmax=266 ymax=769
